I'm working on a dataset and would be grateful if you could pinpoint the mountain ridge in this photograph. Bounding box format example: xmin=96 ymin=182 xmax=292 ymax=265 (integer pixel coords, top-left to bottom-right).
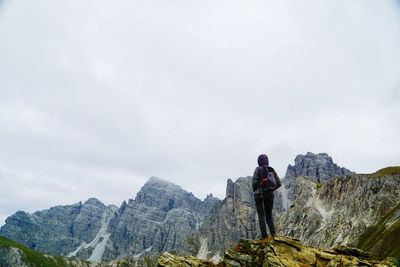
xmin=1 ymin=153 xmax=398 ymax=263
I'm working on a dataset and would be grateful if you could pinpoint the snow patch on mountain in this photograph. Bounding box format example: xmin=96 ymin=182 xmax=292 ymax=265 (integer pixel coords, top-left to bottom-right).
xmin=132 ymin=246 xmax=153 ymax=258
xmin=68 ymin=242 xmax=86 ymax=257
xmin=88 ymin=207 xmax=117 ymax=262
xmin=67 ymin=207 xmax=117 ymax=262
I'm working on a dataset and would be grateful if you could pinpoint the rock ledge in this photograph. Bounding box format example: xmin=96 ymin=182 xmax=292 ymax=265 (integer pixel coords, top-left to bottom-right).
xmin=157 ymin=236 xmax=397 ymax=267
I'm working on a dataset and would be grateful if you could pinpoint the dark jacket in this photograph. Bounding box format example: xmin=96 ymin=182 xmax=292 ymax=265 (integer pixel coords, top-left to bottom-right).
xmin=252 ymin=166 xmax=281 ymax=195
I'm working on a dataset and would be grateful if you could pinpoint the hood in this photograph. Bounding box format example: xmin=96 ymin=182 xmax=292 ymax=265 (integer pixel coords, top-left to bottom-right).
xmin=257 ymin=154 xmax=269 ymax=166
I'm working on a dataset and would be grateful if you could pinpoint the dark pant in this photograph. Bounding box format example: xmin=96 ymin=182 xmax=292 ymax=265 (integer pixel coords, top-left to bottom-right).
xmin=254 ymin=191 xmax=276 ymax=238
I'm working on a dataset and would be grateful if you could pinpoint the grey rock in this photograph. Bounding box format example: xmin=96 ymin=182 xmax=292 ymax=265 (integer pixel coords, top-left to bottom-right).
xmin=103 ymin=177 xmax=221 ymax=261
xmin=198 ymin=152 xmax=352 ymax=259
xmin=0 ymin=247 xmax=28 ymax=267
xmin=0 ymin=177 xmax=221 ymax=262
xmin=157 ymin=236 xmax=397 ymax=267
xmin=0 ymin=235 xmax=140 ymax=267
xmin=0 ymin=198 xmax=118 ymax=258
xmin=282 ymin=152 xmax=353 ymax=204
xmin=277 ymin=171 xmax=400 ymax=256
xmin=199 ymin=177 xmax=258 ymax=256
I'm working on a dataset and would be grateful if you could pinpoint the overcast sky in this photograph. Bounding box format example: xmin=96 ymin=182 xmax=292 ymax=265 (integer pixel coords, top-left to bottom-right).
xmin=0 ymin=0 xmax=399 ymax=226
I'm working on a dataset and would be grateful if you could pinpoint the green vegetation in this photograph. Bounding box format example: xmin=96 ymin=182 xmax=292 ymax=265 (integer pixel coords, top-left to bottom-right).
xmin=0 ymin=236 xmax=92 ymax=267
xmin=316 ymin=182 xmax=322 ymax=190
xmin=143 ymin=256 xmax=157 ymax=267
xmin=358 ymin=203 xmax=400 ymax=259
xmin=0 ymin=235 xmax=62 ymax=266
xmin=388 ymin=258 xmax=400 ymax=267
xmin=373 ymin=166 xmax=400 ymax=177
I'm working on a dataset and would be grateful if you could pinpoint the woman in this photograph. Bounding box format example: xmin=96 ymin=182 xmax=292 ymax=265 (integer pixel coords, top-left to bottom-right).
xmin=252 ymin=154 xmax=281 ymax=239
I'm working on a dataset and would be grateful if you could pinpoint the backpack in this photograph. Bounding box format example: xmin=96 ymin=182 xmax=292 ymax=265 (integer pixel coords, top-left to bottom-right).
xmin=261 ymin=166 xmax=276 ymax=190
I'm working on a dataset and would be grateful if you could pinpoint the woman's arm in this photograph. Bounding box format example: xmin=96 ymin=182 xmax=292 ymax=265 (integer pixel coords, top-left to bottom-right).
xmin=252 ymin=167 xmax=260 ymax=192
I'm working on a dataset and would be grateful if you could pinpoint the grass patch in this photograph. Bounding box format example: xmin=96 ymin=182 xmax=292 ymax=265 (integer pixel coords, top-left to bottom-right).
xmin=373 ymin=166 xmax=400 ymax=177
xmin=358 ymin=203 xmax=400 ymax=259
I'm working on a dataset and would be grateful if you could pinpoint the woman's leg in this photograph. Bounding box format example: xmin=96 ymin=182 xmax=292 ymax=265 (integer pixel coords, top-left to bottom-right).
xmin=263 ymin=192 xmax=276 ymax=236
xmin=255 ymin=196 xmax=267 ymax=238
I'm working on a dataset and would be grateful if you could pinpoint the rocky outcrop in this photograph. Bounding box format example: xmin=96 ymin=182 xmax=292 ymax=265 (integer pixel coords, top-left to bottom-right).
xmin=0 ymin=247 xmax=29 ymax=267
xmin=277 ymin=167 xmax=400 ymax=258
xmin=157 ymin=236 xmax=397 ymax=266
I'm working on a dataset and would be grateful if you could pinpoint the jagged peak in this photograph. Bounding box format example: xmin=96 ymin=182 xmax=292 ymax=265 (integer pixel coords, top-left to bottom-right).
xmin=83 ymin=197 xmax=105 ymax=207
xmin=294 ymin=152 xmax=334 ymax=163
xmin=205 ymin=193 xmax=215 ymax=199
xmin=142 ymin=176 xmax=188 ymax=194
xmin=306 ymin=151 xmax=329 ymax=157
xmin=204 ymin=193 xmax=221 ymax=202
xmin=146 ymin=176 xmax=176 ymax=186
xmin=285 ymin=152 xmax=353 ymax=182
xmin=134 ymin=176 xmax=201 ymax=209
xmin=226 ymin=176 xmax=252 ymax=187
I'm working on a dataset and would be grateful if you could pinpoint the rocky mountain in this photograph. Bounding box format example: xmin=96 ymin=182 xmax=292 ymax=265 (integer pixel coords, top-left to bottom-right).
xmin=0 ymin=176 xmax=221 ymax=263
xmin=157 ymin=236 xmax=398 ymax=266
xmin=102 ymin=177 xmax=221 ymax=261
xmin=2 ymin=153 xmax=397 ymax=264
xmin=280 ymin=152 xmax=353 ymax=208
xmin=0 ymin=197 xmax=118 ymax=261
xmin=277 ymin=167 xmax=400 ymax=259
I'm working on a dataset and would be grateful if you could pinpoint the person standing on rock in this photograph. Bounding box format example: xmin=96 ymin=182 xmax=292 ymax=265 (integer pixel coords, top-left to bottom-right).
xmin=252 ymin=154 xmax=281 ymax=239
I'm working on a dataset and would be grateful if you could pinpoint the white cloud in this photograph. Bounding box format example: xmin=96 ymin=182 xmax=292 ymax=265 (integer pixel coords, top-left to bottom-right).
xmin=0 ymin=0 xmax=399 ymax=223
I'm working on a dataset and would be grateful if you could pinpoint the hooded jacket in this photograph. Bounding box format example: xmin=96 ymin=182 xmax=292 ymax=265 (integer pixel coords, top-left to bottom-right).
xmin=252 ymin=154 xmax=281 ymax=195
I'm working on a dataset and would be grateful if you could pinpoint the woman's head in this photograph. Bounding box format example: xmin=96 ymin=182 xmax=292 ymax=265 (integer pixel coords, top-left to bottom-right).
xmin=257 ymin=154 xmax=269 ymax=166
